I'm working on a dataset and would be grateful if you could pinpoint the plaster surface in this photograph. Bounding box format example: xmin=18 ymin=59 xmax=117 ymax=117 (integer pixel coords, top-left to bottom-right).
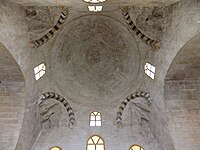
xmin=50 ymin=15 xmax=140 ymax=106
xmin=0 ymin=0 xmax=200 ymax=150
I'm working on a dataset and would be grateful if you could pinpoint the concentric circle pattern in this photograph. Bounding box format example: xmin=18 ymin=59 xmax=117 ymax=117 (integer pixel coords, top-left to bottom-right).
xmin=51 ymin=15 xmax=140 ymax=106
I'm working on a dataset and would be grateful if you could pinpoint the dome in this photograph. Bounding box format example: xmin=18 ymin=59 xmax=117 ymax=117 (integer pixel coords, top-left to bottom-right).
xmin=50 ymin=15 xmax=140 ymax=106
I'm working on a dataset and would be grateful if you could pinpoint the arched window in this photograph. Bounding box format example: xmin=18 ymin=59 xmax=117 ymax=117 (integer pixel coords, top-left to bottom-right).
xmin=87 ymin=135 xmax=105 ymax=150
xmin=89 ymin=111 xmax=101 ymax=126
xmin=49 ymin=146 xmax=62 ymax=150
xmin=129 ymin=145 xmax=144 ymax=150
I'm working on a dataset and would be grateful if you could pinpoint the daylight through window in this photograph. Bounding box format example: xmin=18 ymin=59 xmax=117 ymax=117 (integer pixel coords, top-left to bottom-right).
xmin=83 ymin=0 xmax=106 ymax=3
xmin=129 ymin=145 xmax=144 ymax=150
xmin=144 ymin=62 xmax=155 ymax=79
xmin=90 ymin=111 xmax=101 ymax=126
xmin=34 ymin=63 xmax=46 ymax=81
xmin=88 ymin=6 xmax=103 ymax=12
xmin=49 ymin=146 xmax=62 ymax=150
xmin=87 ymin=135 xmax=105 ymax=150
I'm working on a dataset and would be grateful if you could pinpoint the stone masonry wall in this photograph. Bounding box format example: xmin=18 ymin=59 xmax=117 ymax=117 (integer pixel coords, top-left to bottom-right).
xmin=0 ymin=43 xmax=25 ymax=150
xmin=31 ymin=105 xmax=160 ymax=150
xmin=0 ymin=81 xmax=25 ymax=150
xmin=165 ymin=33 xmax=200 ymax=150
xmin=1 ymin=0 xmax=200 ymax=150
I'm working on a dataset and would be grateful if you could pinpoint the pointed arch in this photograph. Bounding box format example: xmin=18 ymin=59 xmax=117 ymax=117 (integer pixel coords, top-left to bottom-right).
xmin=86 ymin=135 xmax=105 ymax=150
xmin=116 ymin=91 xmax=151 ymax=127
xmin=164 ymin=32 xmax=200 ymax=149
xmin=121 ymin=7 xmax=160 ymax=50
xmin=0 ymin=42 xmax=26 ymax=150
xmin=31 ymin=8 xmax=69 ymax=48
xmin=38 ymin=92 xmax=75 ymax=127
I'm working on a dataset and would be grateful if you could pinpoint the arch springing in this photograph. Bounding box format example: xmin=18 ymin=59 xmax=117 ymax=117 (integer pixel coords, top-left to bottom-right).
xmin=87 ymin=135 xmax=105 ymax=150
xmin=38 ymin=92 xmax=75 ymax=128
xmin=116 ymin=91 xmax=151 ymax=127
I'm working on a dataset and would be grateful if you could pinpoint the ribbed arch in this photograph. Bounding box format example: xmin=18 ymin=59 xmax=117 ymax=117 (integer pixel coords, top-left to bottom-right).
xmin=121 ymin=7 xmax=160 ymax=50
xmin=116 ymin=91 xmax=151 ymax=127
xmin=31 ymin=8 xmax=69 ymax=48
xmin=38 ymin=92 xmax=75 ymax=127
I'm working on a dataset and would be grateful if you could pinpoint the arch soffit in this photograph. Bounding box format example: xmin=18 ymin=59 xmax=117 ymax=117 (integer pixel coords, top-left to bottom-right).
xmin=0 ymin=42 xmax=25 ymax=81
xmin=165 ymin=32 xmax=200 ymax=80
xmin=0 ymin=42 xmax=26 ymax=80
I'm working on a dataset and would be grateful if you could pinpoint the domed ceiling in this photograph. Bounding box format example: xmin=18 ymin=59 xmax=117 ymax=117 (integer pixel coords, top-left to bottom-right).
xmin=10 ymin=0 xmax=182 ymax=8
xmin=50 ymin=15 xmax=140 ymax=106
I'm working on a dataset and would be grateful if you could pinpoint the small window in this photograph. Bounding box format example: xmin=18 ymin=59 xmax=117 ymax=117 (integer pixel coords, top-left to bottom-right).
xmin=88 ymin=6 xmax=103 ymax=12
xmin=34 ymin=63 xmax=46 ymax=80
xmin=144 ymin=62 xmax=155 ymax=79
xmin=49 ymin=146 xmax=62 ymax=150
xmin=83 ymin=0 xmax=106 ymax=3
xmin=90 ymin=111 xmax=101 ymax=126
xmin=87 ymin=135 xmax=105 ymax=150
xmin=129 ymin=145 xmax=144 ymax=150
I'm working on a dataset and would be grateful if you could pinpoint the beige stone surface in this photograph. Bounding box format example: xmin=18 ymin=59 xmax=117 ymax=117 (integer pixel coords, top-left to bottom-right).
xmin=0 ymin=0 xmax=199 ymax=150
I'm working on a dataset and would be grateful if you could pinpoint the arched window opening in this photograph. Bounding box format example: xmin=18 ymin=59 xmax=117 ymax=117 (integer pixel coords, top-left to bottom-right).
xmin=87 ymin=135 xmax=105 ymax=150
xmin=89 ymin=111 xmax=102 ymax=126
xmin=49 ymin=146 xmax=62 ymax=150
xmin=129 ymin=145 xmax=144 ymax=150
xmin=83 ymin=0 xmax=106 ymax=3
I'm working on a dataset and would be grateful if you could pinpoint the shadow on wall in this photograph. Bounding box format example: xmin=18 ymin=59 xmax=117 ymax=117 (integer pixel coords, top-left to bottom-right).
xmin=117 ymin=92 xmax=175 ymax=150
xmin=165 ymin=33 xmax=200 ymax=150
xmin=0 ymin=43 xmax=26 ymax=150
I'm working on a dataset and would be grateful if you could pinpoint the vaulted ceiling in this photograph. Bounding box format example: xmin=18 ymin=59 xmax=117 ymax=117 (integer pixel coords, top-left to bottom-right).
xmin=0 ymin=0 xmax=200 ymax=150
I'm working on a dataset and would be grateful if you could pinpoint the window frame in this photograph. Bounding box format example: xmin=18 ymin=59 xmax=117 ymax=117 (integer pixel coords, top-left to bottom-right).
xmin=49 ymin=146 xmax=62 ymax=150
xmin=144 ymin=62 xmax=155 ymax=79
xmin=89 ymin=111 xmax=102 ymax=127
xmin=86 ymin=135 xmax=105 ymax=150
xmin=88 ymin=6 xmax=103 ymax=12
xmin=34 ymin=62 xmax=46 ymax=81
xmin=129 ymin=144 xmax=144 ymax=150
xmin=83 ymin=0 xmax=106 ymax=3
